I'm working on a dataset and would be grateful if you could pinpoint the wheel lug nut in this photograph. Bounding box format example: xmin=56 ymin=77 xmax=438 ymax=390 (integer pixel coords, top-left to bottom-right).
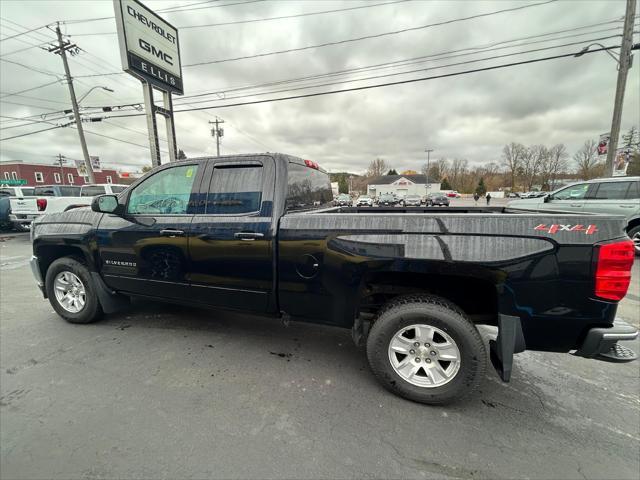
xmin=425 ymin=343 xmax=430 ymax=347
xmin=414 ymin=342 xmax=420 ymax=347
xmin=415 ymin=358 xmax=421 ymax=362
xmin=431 ymin=351 xmax=437 ymax=356
xmin=426 ymin=358 xmax=432 ymax=363
xmin=410 ymin=349 xmax=415 ymax=354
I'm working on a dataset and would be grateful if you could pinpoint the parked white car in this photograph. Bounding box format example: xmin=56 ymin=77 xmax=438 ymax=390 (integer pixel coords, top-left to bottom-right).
xmin=356 ymin=195 xmax=374 ymax=207
xmin=9 ymin=184 xmax=128 ymax=231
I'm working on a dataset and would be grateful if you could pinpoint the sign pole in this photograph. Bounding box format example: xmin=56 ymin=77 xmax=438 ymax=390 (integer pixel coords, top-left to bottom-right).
xmin=142 ymin=82 xmax=162 ymax=167
xmin=163 ymin=90 xmax=178 ymax=162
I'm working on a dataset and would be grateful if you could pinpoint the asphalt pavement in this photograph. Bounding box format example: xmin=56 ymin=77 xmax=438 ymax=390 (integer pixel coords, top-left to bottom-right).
xmin=1 ymin=232 xmax=638 ymax=480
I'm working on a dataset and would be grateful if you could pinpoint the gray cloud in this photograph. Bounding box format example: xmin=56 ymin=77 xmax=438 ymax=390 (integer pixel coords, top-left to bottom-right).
xmin=1 ymin=0 xmax=638 ymax=175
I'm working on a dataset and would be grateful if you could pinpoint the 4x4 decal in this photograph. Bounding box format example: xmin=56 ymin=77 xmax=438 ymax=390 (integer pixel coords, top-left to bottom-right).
xmin=534 ymin=224 xmax=598 ymax=235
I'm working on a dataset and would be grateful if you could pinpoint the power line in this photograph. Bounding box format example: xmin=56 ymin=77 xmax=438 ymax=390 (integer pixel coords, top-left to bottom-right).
xmin=0 ymin=80 xmax=61 ymax=99
xmin=0 ymin=57 xmax=62 ymax=77
xmin=0 ymin=41 xmax=50 ymax=57
xmin=176 ymin=26 xmax=624 ymax=102
xmin=0 ymin=124 xmax=68 ymax=141
xmin=0 ymin=22 xmax=52 ymax=42
xmin=171 ymin=45 xmax=625 ymax=112
xmin=183 ymin=0 xmax=558 ymax=66
xmin=70 ymin=0 xmax=411 ymax=35
xmin=61 ymin=0 xmax=266 ymax=26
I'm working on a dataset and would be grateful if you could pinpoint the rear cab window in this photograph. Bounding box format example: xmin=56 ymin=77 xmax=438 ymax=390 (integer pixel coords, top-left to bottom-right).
xmin=34 ymin=187 xmax=57 ymax=196
xmin=81 ymin=185 xmax=106 ymax=197
xmin=286 ymin=161 xmax=333 ymax=211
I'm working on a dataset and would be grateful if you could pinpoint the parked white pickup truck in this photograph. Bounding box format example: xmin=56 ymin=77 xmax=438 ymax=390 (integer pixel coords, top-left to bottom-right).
xmin=9 ymin=184 xmax=128 ymax=231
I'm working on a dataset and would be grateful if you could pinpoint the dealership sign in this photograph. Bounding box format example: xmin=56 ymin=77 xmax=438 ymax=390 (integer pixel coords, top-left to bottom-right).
xmin=113 ymin=0 xmax=183 ymax=94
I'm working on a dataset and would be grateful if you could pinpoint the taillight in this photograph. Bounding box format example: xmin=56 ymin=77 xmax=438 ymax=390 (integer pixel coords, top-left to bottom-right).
xmin=304 ymin=159 xmax=319 ymax=170
xmin=594 ymin=240 xmax=634 ymax=301
xmin=36 ymin=198 xmax=47 ymax=211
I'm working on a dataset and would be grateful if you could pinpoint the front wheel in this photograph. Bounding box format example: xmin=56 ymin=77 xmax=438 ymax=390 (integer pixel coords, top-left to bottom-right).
xmin=45 ymin=257 xmax=103 ymax=324
xmin=366 ymin=295 xmax=487 ymax=405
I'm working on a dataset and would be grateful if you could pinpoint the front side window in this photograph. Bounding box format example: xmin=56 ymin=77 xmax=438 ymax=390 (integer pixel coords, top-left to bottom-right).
xmin=128 ymin=164 xmax=198 ymax=215
xmin=592 ymin=182 xmax=632 ymax=200
xmin=206 ymin=165 xmax=263 ymax=215
xmin=34 ymin=172 xmax=44 ymax=183
xmin=110 ymin=185 xmax=126 ymax=194
xmin=626 ymin=181 xmax=640 ymax=199
xmin=81 ymin=185 xmax=106 ymax=197
xmin=552 ymin=183 xmax=589 ymax=200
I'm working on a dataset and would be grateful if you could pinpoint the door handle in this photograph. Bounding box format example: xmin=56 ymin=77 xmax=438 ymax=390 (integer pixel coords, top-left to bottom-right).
xmin=160 ymin=229 xmax=185 ymax=237
xmin=234 ymin=232 xmax=264 ymax=241
xmin=570 ymin=203 xmax=582 ymax=207
xmin=620 ymin=205 xmax=634 ymax=208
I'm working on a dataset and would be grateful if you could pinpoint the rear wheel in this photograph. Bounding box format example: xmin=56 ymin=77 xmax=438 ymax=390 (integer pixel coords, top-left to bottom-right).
xmin=366 ymin=295 xmax=487 ymax=405
xmin=45 ymin=257 xmax=103 ymax=324
xmin=628 ymin=225 xmax=640 ymax=256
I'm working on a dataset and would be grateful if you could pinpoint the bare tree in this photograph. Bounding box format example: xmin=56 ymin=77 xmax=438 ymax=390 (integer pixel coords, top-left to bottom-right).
xmin=544 ymin=144 xmax=569 ymax=190
xmin=502 ymin=142 xmax=525 ymax=190
xmin=574 ymin=140 xmax=603 ymax=180
xmin=521 ymin=145 xmax=546 ymax=191
xmin=449 ymin=158 xmax=468 ymax=191
xmin=366 ymin=158 xmax=388 ymax=178
xmin=422 ymin=157 xmax=449 ymax=183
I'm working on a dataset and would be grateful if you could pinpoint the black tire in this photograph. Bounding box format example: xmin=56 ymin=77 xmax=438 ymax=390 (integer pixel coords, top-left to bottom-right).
xmin=45 ymin=256 xmax=103 ymax=324
xmin=627 ymin=225 xmax=640 ymax=256
xmin=366 ymin=295 xmax=487 ymax=405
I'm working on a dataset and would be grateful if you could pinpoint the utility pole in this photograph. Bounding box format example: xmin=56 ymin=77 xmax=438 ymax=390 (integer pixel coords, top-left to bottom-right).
xmin=425 ymin=148 xmax=434 ymax=193
xmin=51 ymin=24 xmax=95 ymax=184
xmin=57 ymin=154 xmax=66 ymax=185
xmin=209 ymin=117 xmax=225 ymax=156
xmin=605 ymin=0 xmax=636 ymax=177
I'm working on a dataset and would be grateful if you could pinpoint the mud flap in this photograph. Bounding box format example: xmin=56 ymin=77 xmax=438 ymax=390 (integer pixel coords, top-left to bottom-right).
xmin=90 ymin=272 xmax=129 ymax=314
xmin=490 ymin=314 xmax=526 ymax=382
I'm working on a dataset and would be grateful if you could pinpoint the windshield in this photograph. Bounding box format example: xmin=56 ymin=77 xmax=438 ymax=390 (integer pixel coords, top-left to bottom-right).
xmin=380 ymin=194 xmax=394 ymax=200
xmin=406 ymin=195 xmax=420 ymax=200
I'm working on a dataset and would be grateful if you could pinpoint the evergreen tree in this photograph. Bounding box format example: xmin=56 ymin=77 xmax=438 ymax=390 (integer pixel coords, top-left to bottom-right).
xmin=475 ymin=178 xmax=487 ymax=195
xmin=441 ymin=177 xmax=452 ymax=190
xmin=386 ymin=169 xmax=398 ymax=175
xmin=177 ymin=149 xmax=187 ymax=160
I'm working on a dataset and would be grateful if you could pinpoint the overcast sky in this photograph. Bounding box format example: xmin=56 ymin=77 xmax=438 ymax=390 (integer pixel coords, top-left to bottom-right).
xmin=1 ymin=0 xmax=638 ymax=174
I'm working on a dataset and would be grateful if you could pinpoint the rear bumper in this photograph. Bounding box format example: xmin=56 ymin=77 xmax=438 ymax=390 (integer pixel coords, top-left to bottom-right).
xmin=574 ymin=319 xmax=638 ymax=358
xmin=9 ymin=213 xmax=38 ymax=225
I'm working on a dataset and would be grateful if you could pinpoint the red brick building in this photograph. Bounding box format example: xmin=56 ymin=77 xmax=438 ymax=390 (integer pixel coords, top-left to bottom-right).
xmin=0 ymin=161 xmax=125 ymax=186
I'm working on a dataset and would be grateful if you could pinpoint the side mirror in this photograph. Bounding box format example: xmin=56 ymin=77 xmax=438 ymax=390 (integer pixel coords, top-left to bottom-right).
xmin=92 ymin=194 xmax=121 ymax=214
xmin=543 ymin=194 xmax=551 ymax=203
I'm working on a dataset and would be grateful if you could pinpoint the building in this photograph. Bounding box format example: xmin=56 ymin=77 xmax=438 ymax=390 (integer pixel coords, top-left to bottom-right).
xmin=367 ymin=175 xmax=441 ymax=198
xmin=0 ymin=160 xmax=126 ymax=186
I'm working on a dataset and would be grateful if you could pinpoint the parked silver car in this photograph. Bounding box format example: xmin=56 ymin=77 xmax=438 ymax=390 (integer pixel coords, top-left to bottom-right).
xmin=356 ymin=195 xmax=374 ymax=207
xmin=508 ymin=176 xmax=640 ymax=253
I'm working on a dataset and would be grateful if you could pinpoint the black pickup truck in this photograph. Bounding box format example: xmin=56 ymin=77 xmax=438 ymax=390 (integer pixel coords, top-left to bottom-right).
xmin=30 ymin=154 xmax=638 ymax=404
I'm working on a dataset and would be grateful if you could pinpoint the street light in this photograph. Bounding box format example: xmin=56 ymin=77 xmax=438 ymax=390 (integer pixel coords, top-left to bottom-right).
xmin=77 ymin=86 xmax=114 ymax=104
xmin=574 ymin=43 xmax=622 ymax=66
xmin=425 ymin=148 xmax=433 ymax=193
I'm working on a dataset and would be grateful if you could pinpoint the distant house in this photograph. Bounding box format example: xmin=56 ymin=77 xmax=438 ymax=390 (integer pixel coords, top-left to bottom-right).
xmin=0 ymin=160 xmax=134 ymax=186
xmin=367 ymin=175 xmax=441 ymax=198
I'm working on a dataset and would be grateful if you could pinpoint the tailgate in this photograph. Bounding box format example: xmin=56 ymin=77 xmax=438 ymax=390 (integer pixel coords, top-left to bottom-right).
xmin=9 ymin=197 xmax=38 ymax=214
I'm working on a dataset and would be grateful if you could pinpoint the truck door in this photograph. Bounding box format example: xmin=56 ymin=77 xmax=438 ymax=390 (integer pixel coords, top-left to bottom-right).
xmin=583 ymin=180 xmax=638 ymax=217
xmin=543 ymin=182 xmax=592 ymax=212
xmin=189 ymin=156 xmax=276 ymax=313
xmin=98 ymin=163 xmax=203 ymax=300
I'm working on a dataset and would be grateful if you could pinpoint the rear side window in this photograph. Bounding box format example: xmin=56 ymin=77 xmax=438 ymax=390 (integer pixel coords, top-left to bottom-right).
xmin=286 ymin=162 xmax=333 ymax=211
xmin=206 ymin=165 xmax=263 ymax=215
xmin=34 ymin=187 xmax=56 ymax=196
xmin=626 ymin=181 xmax=639 ymax=199
xmin=21 ymin=188 xmax=35 ymax=196
xmin=60 ymin=186 xmax=80 ymax=196
xmin=592 ymin=182 xmax=632 ymax=200
xmin=110 ymin=186 xmax=126 ymax=194
xmin=81 ymin=185 xmax=106 ymax=197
